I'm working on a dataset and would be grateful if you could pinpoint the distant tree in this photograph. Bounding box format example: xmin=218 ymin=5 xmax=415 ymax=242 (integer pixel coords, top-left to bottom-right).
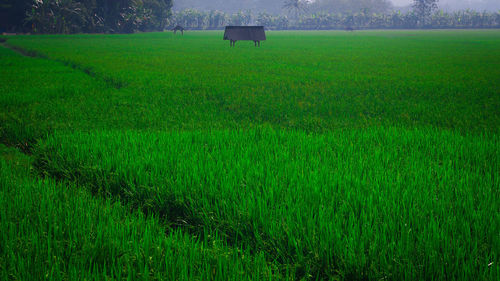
xmin=27 ymin=0 xmax=89 ymax=34
xmin=283 ymin=0 xmax=308 ymax=17
xmin=412 ymin=0 xmax=439 ymax=26
xmin=24 ymin=0 xmax=172 ymax=34
xmin=229 ymin=10 xmax=252 ymax=26
xmin=206 ymin=10 xmax=228 ymax=29
xmin=256 ymin=12 xmax=273 ymax=27
xmin=309 ymin=0 xmax=391 ymax=14
xmin=0 ymin=0 xmax=33 ymax=32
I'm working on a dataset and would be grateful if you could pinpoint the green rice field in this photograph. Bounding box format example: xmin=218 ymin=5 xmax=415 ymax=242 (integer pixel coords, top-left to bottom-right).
xmin=1 ymin=30 xmax=499 ymax=280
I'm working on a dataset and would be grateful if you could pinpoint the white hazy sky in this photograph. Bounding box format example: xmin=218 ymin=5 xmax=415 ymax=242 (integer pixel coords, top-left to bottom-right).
xmin=391 ymin=0 xmax=412 ymax=5
xmin=391 ymin=0 xmax=500 ymax=9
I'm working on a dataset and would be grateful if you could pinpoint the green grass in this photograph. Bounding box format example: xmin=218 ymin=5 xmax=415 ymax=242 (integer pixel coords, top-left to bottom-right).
xmin=1 ymin=30 xmax=499 ymax=280
xmin=0 ymin=46 xmax=116 ymax=150
xmin=0 ymin=159 xmax=281 ymax=281
xmin=2 ymin=30 xmax=500 ymax=141
xmin=33 ymin=128 xmax=499 ymax=280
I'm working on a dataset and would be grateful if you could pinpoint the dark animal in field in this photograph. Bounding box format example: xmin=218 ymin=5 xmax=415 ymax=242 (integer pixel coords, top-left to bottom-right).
xmin=172 ymin=25 xmax=185 ymax=35
xmin=223 ymin=26 xmax=266 ymax=47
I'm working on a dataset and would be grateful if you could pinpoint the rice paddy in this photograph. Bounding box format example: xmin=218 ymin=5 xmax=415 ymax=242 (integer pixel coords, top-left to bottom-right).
xmin=1 ymin=30 xmax=499 ymax=280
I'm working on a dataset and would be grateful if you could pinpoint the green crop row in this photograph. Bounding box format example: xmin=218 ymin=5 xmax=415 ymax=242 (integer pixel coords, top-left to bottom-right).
xmin=0 ymin=46 xmax=117 ymax=150
xmin=3 ymin=30 xmax=499 ymax=140
xmin=0 ymin=156 xmax=286 ymax=281
xmin=34 ymin=127 xmax=499 ymax=280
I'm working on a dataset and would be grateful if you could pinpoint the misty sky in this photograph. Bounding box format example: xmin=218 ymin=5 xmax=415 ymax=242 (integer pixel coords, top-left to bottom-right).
xmin=391 ymin=0 xmax=412 ymax=5
xmin=391 ymin=0 xmax=500 ymax=11
xmin=392 ymin=0 xmax=479 ymax=5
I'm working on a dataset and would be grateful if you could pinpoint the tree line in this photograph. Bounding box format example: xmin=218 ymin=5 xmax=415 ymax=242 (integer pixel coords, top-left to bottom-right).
xmin=173 ymin=8 xmax=500 ymax=30
xmin=0 ymin=0 xmax=172 ymax=33
xmin=173 ymin=0 xmax=393 ymax=15
xmin=1 ymin=0 xmax=499 ymax=33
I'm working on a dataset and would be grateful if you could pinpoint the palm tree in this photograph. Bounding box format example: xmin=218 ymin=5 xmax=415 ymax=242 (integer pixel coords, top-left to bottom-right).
xmin=412 ymin=0 xmax=439 ymax=27
xmin=283 ymin=0 xmax=308 ymax=17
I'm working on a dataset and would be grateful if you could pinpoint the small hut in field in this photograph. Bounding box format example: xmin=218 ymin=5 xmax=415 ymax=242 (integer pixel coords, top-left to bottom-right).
xmin=223 ymin=26 xmax=266 ymax=47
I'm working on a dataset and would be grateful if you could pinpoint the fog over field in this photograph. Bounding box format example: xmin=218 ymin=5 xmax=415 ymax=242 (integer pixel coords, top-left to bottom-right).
xmin=173 ymin=0 xmax=500 ymax=12
xmin=392 ymin=0 xmax=500 ymax=10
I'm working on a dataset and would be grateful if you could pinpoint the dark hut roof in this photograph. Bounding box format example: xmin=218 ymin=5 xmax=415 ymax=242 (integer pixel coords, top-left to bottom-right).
xmin=223 ymin=26 xmax=266 ymax=41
